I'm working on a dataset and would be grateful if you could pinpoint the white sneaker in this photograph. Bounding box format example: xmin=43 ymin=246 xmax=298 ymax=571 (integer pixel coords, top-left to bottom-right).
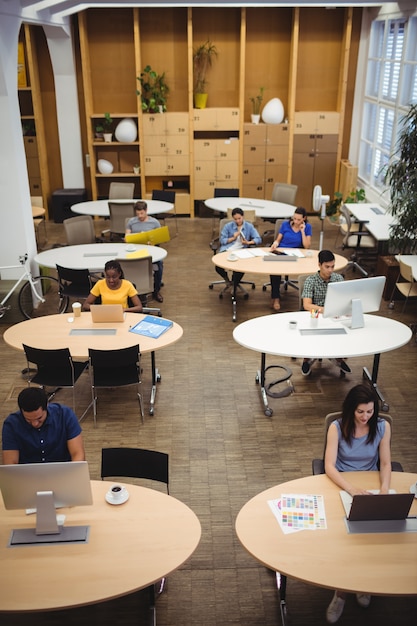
xmin=326 ymin=592 xmax=345 ymax=623
xmin=356 ymin=593 xmax=371 ymax=608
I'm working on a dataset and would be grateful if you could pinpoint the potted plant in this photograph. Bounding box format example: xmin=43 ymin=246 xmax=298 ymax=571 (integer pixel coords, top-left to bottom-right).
xmin=249 ymin=87 xmax=264 ymax=124
xmin=136 ymin=65 xmax=169 ymax=113
xmin=383 ymin=103 xmax=417 ymax=254
xmin=326 ymin=188 xmax=366 ymax=222
xmin=193 ymin=40 xmax=218 ymax=109
xmin=95 ymin=112 xmax=113 ymax=142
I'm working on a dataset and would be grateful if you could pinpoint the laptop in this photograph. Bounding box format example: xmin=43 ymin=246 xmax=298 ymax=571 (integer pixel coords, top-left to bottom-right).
xmin=90 ymin=304 xmax=125 ymax=323
xmin=340 ymin=490 xmax=414 ymax=521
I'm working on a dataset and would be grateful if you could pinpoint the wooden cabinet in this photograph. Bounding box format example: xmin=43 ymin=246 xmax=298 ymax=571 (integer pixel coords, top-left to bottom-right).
xmin=242 ymin=123 xmax=290 ymax=199
xmin=76 ymin=6 xmax=360 ymax=215
xmin=18 ymin=25 xmax=58 ymax=214
xmin=292 ymin=112 xmax=340 ymax=209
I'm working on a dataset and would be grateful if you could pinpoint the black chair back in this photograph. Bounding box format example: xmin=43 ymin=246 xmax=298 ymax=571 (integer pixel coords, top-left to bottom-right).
xmin=101 ymin=447 xmax=169 ymax=493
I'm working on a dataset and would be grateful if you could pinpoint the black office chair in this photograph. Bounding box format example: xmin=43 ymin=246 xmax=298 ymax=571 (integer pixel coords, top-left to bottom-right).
xmin=151 ymin=189 xmax=177 ymax=236
xmin=88 ymin=345 xmax=144 ymax=426
xmin=312 ymin=412 xmax=404 ymax=475
xmin=101 ymin=447 xmax=169 ymax=622
xmin=56 ymin=264 xmax=97 ymax=309
xmin=22 ymin=344 xmax=89 ymax=419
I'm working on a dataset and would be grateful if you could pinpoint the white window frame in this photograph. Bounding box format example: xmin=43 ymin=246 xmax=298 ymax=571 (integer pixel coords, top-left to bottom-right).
xmin=349 ymin=4 xmax=417 ymax=207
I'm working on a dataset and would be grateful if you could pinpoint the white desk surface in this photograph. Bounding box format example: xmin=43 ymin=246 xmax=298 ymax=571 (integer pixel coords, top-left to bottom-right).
xmin=212 ymin=249 xmax=347 ymax=276
xmin=233 ymin=311 xmax=412 ymax=360
xmin=71 ymin=199 xmax=174 ymax=218
xmin=0 ymin=481 xmax=201 ymax=612
xmin=205 ymin=197 xmax=295 ymax=220
xmin=344 ymin=203 xmax=395 ymax=242
xmin=397 ymin=254 xmax=417 ymax=281
xmin=3 ymin=312 xmax=183 ymax=360
xmin=236 ymin=472 xmax=417 ymax=596
xmin=34 ymin=243 xmax=167 ymax=271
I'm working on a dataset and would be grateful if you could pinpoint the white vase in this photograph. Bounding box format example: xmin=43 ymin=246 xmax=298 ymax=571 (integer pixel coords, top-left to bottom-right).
xmin=103 ymin=133 xmax=112 ymax=143
xmin=251 ymin=114 xmax=261 ymax=124
xmin=114 ymin=118 xmax=138 ymax=143
xmin=97 ymin=159 xmax=114 ymax=175
xmin=261 ymin=98 xmax=285 ymax=124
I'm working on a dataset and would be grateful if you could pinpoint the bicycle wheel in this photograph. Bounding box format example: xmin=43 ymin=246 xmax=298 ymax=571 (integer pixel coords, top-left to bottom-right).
xmin=18 ymin=276 xmax=69 ymax=319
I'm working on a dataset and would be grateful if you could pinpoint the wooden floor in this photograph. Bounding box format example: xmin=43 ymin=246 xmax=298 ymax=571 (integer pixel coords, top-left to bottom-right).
xmin=1 ymin=215 xmax=416 ymax=625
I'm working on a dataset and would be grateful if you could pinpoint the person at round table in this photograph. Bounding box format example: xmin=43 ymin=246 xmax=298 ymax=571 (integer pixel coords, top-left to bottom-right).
xmin=269 ymin=207 xmax=312 ymax=311
xmin=215 ymin=207 xmax=262 ymax=289
xmin=324 ymin=383 xmax=392 ymax=624
xmin=2 ymin=387 xmax=85 ymax=464
xmin=83 ymin=259 xmax=143 ymax=313
xmin=125 ymin=200 xmax=164 ymax=303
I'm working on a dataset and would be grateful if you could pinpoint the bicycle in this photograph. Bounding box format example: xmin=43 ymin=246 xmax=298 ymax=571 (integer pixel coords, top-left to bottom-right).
xmin=0 ymin=254 xmax=68 ymax=319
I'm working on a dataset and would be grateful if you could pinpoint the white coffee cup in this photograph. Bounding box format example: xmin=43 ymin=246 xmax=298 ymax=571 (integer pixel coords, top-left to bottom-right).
xmin=72 ymin=302 xmax=82 ymax=317
xmin=289 ymin=320 xmax=297 ymax=330
xmin=110 ymin=484 xmax=127 ymax=501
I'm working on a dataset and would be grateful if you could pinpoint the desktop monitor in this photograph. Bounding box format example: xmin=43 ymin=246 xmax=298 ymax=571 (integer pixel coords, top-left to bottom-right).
xmin=0 ymin=461 xmax=93 ymax=545
xmin=323 ymin=276 xmax=386 ymax=329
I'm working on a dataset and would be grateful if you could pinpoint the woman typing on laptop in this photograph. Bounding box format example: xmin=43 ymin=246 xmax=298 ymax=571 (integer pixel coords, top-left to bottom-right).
xmin=324 ymin=384 xmax=391 ymax=623
xmin=83 ymin=260 xmax=143 ymax=313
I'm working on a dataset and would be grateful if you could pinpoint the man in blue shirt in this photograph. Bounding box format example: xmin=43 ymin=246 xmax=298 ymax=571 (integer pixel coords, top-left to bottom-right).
xmin=215 ymin=207 xmax=262 ymax=289
xmin=2 ymin=388 xmax=85 ymax=464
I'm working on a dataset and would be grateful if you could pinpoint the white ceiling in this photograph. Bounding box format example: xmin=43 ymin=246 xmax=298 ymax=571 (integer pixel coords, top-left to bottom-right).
xmin=1 ymin=1 xmax=392 ymax=27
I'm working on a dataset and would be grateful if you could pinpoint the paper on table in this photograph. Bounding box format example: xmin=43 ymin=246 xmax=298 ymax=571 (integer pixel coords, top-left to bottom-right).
xmin=268 ymin=494 xmax=327 ymax=534
xmin=232 ymin=249 xmax=255 ymax=259
xmin=280 ymin=249 xmax=305 ymax=257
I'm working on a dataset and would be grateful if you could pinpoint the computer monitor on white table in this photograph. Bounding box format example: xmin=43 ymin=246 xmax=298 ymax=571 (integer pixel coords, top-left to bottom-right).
xmin=323 ymin=276 xmax=386 ymax=329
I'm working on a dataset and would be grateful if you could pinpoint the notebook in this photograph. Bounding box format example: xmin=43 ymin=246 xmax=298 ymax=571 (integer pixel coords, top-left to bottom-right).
xmin=340 ymin=490 xmax=414 ymax=521
xmin=90 ymin=304 xmax=125 ymax=323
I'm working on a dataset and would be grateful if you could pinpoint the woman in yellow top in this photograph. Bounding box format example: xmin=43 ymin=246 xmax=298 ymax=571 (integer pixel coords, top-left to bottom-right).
xmin=83 ymin=260 xmax=143 ymax=313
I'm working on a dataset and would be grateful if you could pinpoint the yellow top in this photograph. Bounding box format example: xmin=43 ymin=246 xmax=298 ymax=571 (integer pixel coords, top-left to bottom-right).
xmin=90 ymin=279 xmax=137 ymax=309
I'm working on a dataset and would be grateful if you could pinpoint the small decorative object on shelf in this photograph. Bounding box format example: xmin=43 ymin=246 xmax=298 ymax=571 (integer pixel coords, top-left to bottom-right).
xmin=97 ymin=159 xmax=114 ymax=175
xmin=95 ymin=112 xmax=113 ymax=142
xmin=249 ymin=87 xmax=264 ymax=124
xmin=261 ymin=98 xmax=284 ymax=124
xmin=136 ymin=65 xmax=169 ymax=113
xmin=193 ymin=40 xmax=218 ymax=109
xmin=115 ymin=118 xmax=138 ymax=143
xmin=133 ymin=164 xmax=140 ymax=175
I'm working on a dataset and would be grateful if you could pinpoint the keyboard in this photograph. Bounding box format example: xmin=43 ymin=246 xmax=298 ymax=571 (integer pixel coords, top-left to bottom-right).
xmin=371 ymin=206 xmax=384 ymax=215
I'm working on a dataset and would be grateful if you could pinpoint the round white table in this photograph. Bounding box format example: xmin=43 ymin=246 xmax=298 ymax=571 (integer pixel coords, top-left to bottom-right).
xmin=71 ymin=199 xmax=174 ymax=218
xmin=34 ymin=243 xmax=167 ymax=272
xmin=205 ymin=196 xmax=295 ymax=220
xmin=233 ymin=311 xmax=412 ymax=415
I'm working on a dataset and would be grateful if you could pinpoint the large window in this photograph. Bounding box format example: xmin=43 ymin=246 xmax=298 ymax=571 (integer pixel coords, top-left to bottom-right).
xmin=358 ymin=16 xmax=417 ymax=192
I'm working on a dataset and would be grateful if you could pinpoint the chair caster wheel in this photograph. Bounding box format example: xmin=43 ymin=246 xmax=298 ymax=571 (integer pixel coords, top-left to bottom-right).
xmin=209 ymin=284 xmax=213 ymax=290
xmin=244 ymin=294 xmax=249 ymax=300
xmin=264 ymin=408 xmax=273 ymax=417
xmin=262 ymin=286 xmax=267 ymax=291
xmin=219 ymin=293 xmax=223 ymax=299
xmin=251 ymin=284 xmax=255 ymax=290
xmin=149 ymin=407 xmax=154 ymax=416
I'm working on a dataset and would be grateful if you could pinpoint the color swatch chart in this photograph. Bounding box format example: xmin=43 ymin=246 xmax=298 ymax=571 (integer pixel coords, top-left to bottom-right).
xmin=268 ymin=494 xmax=327 ymax=534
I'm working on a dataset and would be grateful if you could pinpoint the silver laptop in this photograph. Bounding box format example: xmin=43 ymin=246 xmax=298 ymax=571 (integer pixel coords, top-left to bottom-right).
xmin=90 ymin=304 xmax=125 ymax=323
xmin=340 ymin=490 xmax=413 ymax=521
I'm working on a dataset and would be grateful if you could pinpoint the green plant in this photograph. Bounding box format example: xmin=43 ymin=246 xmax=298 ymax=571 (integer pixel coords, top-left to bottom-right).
xmin=326 ymin=188 xmax=366 ymax=217
xmin=383 ymin=103 xmax=417 ymax=254
xmin=193 ymin=40 xmax=218 ymax=94
xmin=136 ymin=65 xmax=169 ymax=113
xmin=249 ymin=87 xmax=264 ymax=115
xmin=95 ymin=112 xmax=113 ymax=134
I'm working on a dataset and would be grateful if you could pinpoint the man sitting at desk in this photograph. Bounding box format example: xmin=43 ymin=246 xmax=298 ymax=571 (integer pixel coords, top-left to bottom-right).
xmin=2 ymin=388 xmax=85 ymax=464
xmin=215 ymin=207 xmax=262 ymax=289
xmin=125 ymin=200 xmax=164 ymax=303
xmin=301 ymin=249 xmax=350 ymax=376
